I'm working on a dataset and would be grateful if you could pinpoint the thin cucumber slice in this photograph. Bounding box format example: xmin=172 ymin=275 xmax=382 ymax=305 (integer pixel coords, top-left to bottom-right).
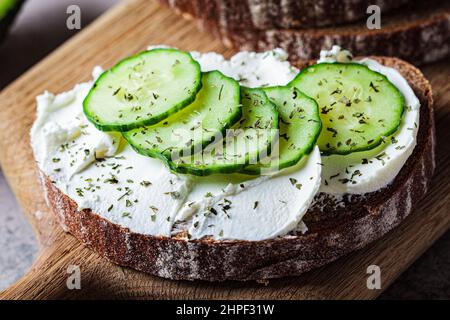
xmin=122 ymin=71 xmax=241 ymax=161
xmin=169 ymin=87 xmax=279 ymax=176
xmin=83 ymin=48 xmax=202 ymax=132
xmin=242 ymin=86 xmax=321 ymax=174
xmin=289 ymin=63 xmax=405 ymax=155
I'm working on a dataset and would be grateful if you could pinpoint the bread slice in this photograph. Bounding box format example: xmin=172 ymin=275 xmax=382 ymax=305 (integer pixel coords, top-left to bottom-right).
xmin=159 ymin=0 xmax=412 ymax=29
xmin=40 ymin=57 xmax=435 ymax=281
xmin=160 ymin=0 xmax=450 ymax=65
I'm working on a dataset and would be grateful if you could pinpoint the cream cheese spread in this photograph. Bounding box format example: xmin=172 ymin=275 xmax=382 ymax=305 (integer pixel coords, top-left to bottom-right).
xmin=30 ymin=46 xmax=420 ymax=240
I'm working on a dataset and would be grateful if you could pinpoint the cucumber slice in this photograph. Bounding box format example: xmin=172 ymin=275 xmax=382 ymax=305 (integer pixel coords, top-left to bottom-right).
xmin=122 ymin=71 xmax=241 ymax=161
xmin=83 ymin=48 xmax=202 ymax=132
xmin=242 ymin=86 xmax=321 ymax=174
xmin=169 ymin=87 xmax=279 ymax=176
xmin=289 ymin=63 xmax=405 ymax=155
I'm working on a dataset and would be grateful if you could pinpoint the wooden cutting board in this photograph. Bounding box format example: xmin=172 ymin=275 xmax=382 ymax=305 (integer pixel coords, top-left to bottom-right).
xmin=0 ymin=0 xmax=449 ymax=300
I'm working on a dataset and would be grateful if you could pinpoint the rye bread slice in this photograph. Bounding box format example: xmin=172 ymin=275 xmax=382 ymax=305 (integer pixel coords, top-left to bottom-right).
xmin=158 ymin=0 xmax=412 ymax=29
xmin=160 ymin=0 xmax=450 ymax=65
xmin=40 ymin=57 xmax=435 ymax=281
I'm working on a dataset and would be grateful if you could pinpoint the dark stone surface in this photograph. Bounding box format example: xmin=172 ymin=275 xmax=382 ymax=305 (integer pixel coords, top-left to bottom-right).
xmin=0 ymin=0 xmax=448 ymax=299
xmin=0 ymin=170 xmax=37 ymax=291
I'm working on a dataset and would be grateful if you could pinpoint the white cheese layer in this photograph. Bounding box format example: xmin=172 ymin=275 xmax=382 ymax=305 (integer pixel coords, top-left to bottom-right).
xmin=31 ymin=70 xmax=191 ymax=236
xmin=31 ymin=49 xmax=320 ymax=241
xmin=190 ymin=48 xmax=298 ymax=88
xmin=318 ymin=46 xmax=421 ymax=195
xmin=185 ymin=148 xmax=321 ymax=241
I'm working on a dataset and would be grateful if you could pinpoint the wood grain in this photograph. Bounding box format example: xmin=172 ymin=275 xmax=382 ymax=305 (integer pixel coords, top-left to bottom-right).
xmin=0 ymin=0 xmax=449 ymax=299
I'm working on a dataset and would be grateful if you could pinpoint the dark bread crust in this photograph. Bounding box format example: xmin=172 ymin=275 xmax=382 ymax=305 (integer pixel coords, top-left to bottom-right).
xmin=41 ymin=57 xmax=435 ymax=281
xmin=161 ymin=0 xmax=450 ymax=65
xmin=158 ymin=0 xmax=411 ymax=29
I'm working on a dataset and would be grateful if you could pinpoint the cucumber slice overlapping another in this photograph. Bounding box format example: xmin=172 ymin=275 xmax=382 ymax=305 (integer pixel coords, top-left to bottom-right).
xmin=168 ymin=87 xmax=279 ymax=176
xmin=84 ymin=48 xmax=202 ymax=131
xmin=290 ymin=63 xmax=404 ymax=155
xmin=82 ymin=48 xmax=406 ymax=177
xmin=242 ymin=86 xmax=321 ymax=174
xmin=123 ymin=71 xmax=241 ymax=162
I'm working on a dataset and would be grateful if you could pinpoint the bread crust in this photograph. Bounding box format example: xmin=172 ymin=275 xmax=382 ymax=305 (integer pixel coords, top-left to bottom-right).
xmin=158 ymin=0 xmax=411 ymax=29
xmin=160 ymin=0 xmax=450 ymax=65
xmin=41 ymin=57 xmax=435 ymax=281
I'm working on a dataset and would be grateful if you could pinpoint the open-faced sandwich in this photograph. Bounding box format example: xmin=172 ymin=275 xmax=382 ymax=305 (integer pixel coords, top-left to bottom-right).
xmin=30 ymin=46 xmax=435 ymax=281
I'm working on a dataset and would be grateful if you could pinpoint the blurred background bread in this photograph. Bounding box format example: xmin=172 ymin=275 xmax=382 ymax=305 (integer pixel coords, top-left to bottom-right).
xmin=159 ymin=0 xmax=450 ymax=65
